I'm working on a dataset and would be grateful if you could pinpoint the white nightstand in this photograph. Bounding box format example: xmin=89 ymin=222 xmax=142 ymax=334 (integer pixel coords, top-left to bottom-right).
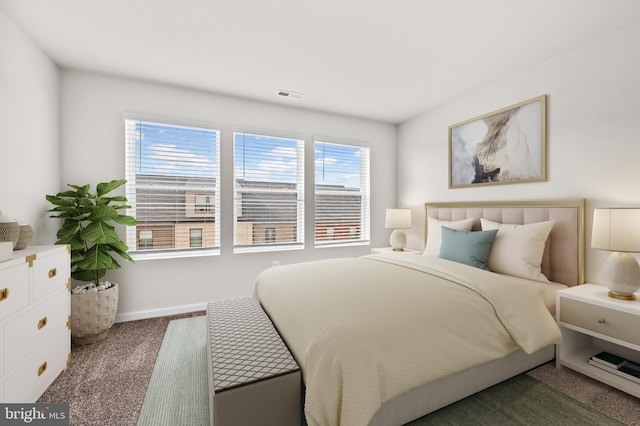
xmin=370 ymin=247 xmax=421 ymax=255
xmin=556 ymin=283 xmax=640 ymax=397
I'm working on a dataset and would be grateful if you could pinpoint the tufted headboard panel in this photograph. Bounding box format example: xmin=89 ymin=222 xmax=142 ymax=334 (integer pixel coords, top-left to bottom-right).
xmin=424 ymin=199 xmax=585 ymax=286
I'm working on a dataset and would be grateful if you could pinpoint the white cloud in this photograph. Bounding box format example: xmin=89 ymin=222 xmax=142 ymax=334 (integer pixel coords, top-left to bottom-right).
xmin=144 ymin=143 xmax=217 ymax=175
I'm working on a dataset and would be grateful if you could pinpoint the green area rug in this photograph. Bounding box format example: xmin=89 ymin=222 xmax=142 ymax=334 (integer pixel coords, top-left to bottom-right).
xmin=407 ymin=374 xmax=622 ymax=425
xmin=137 ymin=316 xmax=209 ymax=426
xmin=137 ymin=316 xmax=622 ymax=426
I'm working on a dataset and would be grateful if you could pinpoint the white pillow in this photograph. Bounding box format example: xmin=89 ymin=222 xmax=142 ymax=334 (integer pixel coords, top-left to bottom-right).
xmin=480 ymin=218 xmax=554 ymax=282
xmin=423 ymin=217 xmax=475 ymax=256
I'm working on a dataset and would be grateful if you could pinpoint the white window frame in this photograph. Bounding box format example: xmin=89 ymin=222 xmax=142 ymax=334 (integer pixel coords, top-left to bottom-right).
xmin=124 ymin=113 xmax=221 ymax=260
xmin=233 ymin=129 xmax=305 ymax=253
xmin=314 ymin=138 xmax=370 ymax=247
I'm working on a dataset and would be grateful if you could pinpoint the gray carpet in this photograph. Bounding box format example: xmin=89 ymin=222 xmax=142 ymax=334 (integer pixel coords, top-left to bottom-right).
xmin=39 ymin=313 xmax=639 ymax=426
xmin=38 ymin=312 xmax=203 ymax=426
xmin=528 ymin=363 xmax=640 ymax=426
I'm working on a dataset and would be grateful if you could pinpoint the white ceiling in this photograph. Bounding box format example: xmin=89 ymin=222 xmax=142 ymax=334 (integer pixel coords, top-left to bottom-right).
xmin=1 ymin=0 xmax=639 ymax=124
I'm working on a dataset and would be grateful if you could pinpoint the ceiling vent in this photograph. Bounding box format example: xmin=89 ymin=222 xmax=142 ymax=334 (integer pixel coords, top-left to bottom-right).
xmin=277 ymin=89 xmax=303 ymax=99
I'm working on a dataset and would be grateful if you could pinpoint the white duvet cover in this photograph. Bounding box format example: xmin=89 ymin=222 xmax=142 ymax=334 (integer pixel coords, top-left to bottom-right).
xmin=254 ymin=253 xmax=562 ymax=426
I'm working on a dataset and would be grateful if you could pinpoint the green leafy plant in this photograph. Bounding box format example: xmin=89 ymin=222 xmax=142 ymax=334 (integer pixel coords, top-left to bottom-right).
xmin=46 ymin=179 xmax=137 ymax=285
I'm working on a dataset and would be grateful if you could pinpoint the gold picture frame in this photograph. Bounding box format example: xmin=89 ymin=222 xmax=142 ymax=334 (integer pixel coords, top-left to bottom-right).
xmin=448 ymin=95 xmax=546 ymax=188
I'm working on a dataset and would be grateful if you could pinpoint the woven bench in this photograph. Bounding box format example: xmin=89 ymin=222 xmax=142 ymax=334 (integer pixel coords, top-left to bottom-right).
xmin=206 ymin=297 xmax=301 ymax=426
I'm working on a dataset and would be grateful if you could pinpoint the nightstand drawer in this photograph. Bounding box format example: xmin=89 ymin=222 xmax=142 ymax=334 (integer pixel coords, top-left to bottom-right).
xmin=559 ymin=297 xmax=640 ymax=346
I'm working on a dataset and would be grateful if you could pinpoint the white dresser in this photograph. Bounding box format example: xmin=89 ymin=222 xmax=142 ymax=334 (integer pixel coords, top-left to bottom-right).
xmin=0 ymin=245 xmax=71 ymax=402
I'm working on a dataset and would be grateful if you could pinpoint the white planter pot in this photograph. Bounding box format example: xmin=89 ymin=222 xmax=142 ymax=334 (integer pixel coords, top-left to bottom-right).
xmin=70 ymin=283 xmax=119 ymax=345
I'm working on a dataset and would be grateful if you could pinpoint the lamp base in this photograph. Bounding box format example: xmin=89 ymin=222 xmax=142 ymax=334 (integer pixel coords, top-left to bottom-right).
xmin=389 ymin=229 xmax=407 ymax=252
xmin=602 ymin=252 xmax=640 ymax=301
xmin=608 ymin=291 xmax=636 ymax=301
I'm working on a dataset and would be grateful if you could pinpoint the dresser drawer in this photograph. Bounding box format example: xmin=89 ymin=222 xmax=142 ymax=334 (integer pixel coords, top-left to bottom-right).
xmin=0 ymin=262 xmax=29 ymax=322
xmin=3 ymin=288 xmax=70 ymax=374
xmin=559 ymin=297 xmax=640 ymax=346
xmin=31 ymin=249 xmax=70 ymax=302
xmin=0 ymin=326 xmax=3 ymax=380
xmin=3 ymin=326 xmax=70 ymax=403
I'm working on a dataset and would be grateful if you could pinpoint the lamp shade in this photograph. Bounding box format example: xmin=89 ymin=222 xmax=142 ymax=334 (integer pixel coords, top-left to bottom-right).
xmin=385 ymin=209 xmax=412 ymax=229
xmin=592 ymin=208 xmax=640 ymax=252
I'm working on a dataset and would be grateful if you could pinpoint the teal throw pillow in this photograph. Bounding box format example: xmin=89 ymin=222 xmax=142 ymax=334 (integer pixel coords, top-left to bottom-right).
xmin=438 ymin=226 xmax=498 ymax=271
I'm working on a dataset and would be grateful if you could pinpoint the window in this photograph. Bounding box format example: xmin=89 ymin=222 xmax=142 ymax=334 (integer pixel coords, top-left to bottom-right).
xmin=234 ymin=131 xmax=304 ymax=252
xmin=264 ymin=227 xmax=276 ymax=243
xmin=138 ymin=230 xmax=153 ymax=250
xmin=350 ymin=226 xmax=359 ymax=239
xmin=326 ymin=227 xmax=335 ymax=240
xmin=190 ymin=228 xmax=203 ymax=247
xmin=124 ymin=114 xmax=220 ymax=258
xmin=194 ymin=194 xmax=214 ymax=213
xmin=315 ymin=140 xmax=370 ymax=246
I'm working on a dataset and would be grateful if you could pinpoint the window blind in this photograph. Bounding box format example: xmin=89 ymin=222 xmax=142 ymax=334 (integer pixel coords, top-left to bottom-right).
xmin=124 ymin=117 xmax=220 ymax=258
xmin=233 ymin=131 xmax=304 ymax=252
xmin=314 ymin=140 xmax=370 ymax=246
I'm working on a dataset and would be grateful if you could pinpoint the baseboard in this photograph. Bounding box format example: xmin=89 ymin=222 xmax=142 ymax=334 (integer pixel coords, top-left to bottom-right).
xmin=115 ymin=302 xmax=208 ymax=323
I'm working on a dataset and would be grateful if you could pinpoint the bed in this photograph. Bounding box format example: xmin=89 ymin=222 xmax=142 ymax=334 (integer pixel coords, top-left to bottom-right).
xmin=254 ymin=199 xmax=586 ymax=426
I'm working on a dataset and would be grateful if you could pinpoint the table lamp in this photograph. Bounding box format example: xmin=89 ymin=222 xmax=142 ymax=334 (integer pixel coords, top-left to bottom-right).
xmin=591 ymin=208 xmax=640 ymax=300
xmin=385 ymin=208 xmax=412 ymax=251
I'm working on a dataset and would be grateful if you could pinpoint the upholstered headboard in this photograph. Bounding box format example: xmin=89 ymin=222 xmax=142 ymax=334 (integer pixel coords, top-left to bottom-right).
xmin=424 ymin=199 xmax=585 ymax=286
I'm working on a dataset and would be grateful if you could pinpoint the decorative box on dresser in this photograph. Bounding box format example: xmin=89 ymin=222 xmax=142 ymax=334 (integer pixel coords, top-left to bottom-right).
xmin=0 ymin=245 xmax=71 ymax=402
xmin=556 ymin=283 xmax=640 ymax=398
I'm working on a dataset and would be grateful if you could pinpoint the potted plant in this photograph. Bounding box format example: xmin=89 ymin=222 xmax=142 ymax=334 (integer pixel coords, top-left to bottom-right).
xmin=46 ymin=179 xmax=137 ymax=345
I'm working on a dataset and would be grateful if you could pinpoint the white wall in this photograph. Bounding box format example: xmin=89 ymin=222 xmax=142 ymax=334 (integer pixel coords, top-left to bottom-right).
xmin=60 ymin=70 xmax=396 ymax=319
xmin=397 ymin=23 xmax=640 ymax=285
xmin=0 ymin=10 xmax=60 ymax=243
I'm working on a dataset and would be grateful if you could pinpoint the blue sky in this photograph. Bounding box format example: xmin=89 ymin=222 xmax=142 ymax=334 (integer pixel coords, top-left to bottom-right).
xmin=131 ymin=122 xmax=365 ymax=189
xmin=133 ymin=122 xmax=218 ymax=178
xmin=314 ymin=141 xmax=363 ymax=189
xmin=234 ymin=133 xmax=300 ymax=183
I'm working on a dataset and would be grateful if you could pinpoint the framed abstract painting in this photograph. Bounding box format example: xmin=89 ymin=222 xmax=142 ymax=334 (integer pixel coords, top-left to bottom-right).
xmin=449 ymin=95 xmax=546 ymax=188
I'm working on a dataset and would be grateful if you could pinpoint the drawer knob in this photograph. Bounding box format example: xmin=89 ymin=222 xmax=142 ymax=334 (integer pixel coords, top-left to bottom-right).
xmin=597 ymin=317 xmax=605 ymax=324
xmin=37 ymin=361 xmax=48 ymax=377
xmin=48 ymin=268 xmax=57 ymax=279
xmin=0 ymin=288 xmax=8 ymax=301
xmin=38 ymin=316 xmax=48 ymax=330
